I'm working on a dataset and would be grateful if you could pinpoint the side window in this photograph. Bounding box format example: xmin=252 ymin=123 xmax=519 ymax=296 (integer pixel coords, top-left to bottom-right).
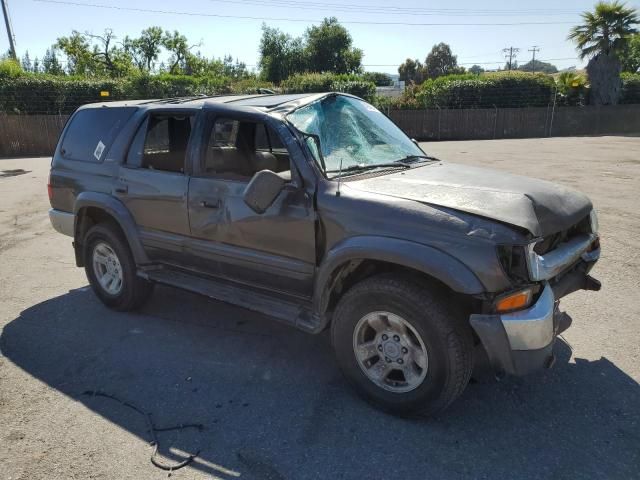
xmin=255 ymin=124 xmax=286 ymax=153
xmin=202 ymin=117 xmax=290 ymax=180
xmin=255 ymin=124 xmax=270 ymax=151
xmin=128 ymin=114 xmax=194 ymax=173
xmin=125 ymin=118 xmax=148 ymax=168
xmin=213 ymin=118 xmax=239 ymax=147
xmin=61 ymin=107 xmax=136 ymax=162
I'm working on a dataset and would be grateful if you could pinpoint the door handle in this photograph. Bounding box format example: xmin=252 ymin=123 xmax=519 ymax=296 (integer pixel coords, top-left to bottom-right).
xmin=115 ymin=185 xmax=128 ymax=194
xmin=200 ymin=199 xmax=220 ymax=209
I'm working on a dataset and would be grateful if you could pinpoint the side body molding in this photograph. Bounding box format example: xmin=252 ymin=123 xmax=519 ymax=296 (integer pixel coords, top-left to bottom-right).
xmin=312 ymin=236 xmax=485 ymax=327
xmin=74 ymin=192 xmax=150 ymax=265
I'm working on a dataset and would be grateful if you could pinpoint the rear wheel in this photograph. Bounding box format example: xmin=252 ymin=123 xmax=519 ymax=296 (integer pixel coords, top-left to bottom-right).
xmin=331 ymin=274 xmax=473 ymax=417
xmin=84 ymin=223 xmax=154 ymax=311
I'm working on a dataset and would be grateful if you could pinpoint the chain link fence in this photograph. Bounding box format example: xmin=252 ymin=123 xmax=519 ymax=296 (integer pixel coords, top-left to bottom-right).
xmin=388 ymin=104 xmax=640 ymax=141
xmin=1 ymin=85 xmax=640 ymax=156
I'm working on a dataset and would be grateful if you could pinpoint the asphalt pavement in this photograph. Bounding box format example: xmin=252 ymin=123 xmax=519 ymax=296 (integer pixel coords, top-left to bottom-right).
xmin=0 ymin=136 xmax=639 ymax=479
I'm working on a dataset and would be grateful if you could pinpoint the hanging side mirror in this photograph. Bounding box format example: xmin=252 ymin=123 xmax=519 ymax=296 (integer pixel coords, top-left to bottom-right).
xmin=243 ymin=170 xmax=286 ymax=214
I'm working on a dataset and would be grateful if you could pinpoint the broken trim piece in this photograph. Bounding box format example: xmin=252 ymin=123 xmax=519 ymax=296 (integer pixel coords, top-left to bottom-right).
xmin=526 ymin=233 xmax=600 ymax=281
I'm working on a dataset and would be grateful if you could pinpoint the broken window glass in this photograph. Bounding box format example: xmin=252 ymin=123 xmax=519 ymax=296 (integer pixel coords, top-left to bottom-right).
xmin=287 ymin=95 xmax=424 ymax=176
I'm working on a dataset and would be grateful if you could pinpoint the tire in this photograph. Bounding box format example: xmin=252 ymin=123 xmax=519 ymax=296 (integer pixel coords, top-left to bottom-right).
xmin=83 ymin=222 xmax=154 ymax=311
xmin=331 ymin=273 xmax=473 ymax=417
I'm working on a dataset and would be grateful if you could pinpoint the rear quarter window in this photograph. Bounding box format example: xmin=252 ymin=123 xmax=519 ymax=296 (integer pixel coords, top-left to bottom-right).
xmin=60 ymin=107 xmax=137 ymax=162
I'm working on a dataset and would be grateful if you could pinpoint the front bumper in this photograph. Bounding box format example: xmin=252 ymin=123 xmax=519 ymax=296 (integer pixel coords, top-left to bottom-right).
xmin=470 ymin=266 xmax=600 ymax=376
xmin=470 ymin=283 xmax=558 ymax=376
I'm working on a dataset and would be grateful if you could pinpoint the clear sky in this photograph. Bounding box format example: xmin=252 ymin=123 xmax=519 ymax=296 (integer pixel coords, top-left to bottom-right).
xmin=2 ymin=0 xmax=639 ymax=74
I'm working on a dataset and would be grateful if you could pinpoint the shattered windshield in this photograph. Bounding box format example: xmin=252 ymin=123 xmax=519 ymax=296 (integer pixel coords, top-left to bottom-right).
xmin=287 ymin=95 xmax=426 ymax=178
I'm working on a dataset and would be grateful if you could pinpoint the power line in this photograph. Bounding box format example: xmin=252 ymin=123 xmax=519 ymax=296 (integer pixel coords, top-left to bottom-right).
xmin=32 ymin=0 xmax=577 ymax=26
xmin=28 ymin=57 xmax=580 ymax=68
xmin=363 ymin=57 xmax=576 ymax=67
xmin=205 ymin=0 xmax=582 ymax=17
xmin=212 ymin=0 xmax=582 ymax=15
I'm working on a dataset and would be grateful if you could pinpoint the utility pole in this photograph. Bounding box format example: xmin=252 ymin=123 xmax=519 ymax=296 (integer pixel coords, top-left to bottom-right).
xmin=502 ymin=47 xmax=520 ymax=71
xmin=528 ymin=46 xmax=540 ymax=74
xmin=1 ymin=0 xmax=16 ymax=60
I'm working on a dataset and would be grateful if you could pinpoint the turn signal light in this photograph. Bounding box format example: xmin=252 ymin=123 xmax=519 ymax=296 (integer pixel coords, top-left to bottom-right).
xmin=495 ymin=288 xmax=533 ymax=313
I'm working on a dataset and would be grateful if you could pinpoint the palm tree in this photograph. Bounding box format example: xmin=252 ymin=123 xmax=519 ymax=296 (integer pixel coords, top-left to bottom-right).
xmin=568 ymin=2 xmax=638 ymax=104
xmin=568 ymin=1 xmax=638 ymax=59
xmin=556 ymin=72 xmax=589 ymax=106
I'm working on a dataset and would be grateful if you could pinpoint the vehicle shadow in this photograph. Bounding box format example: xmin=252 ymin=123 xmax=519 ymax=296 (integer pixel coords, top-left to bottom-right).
xmin=1 ymin=286 xmax=639 ymax=479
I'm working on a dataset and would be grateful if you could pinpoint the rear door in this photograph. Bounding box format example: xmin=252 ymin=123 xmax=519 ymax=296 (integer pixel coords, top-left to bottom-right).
xmin=187 ymin=109 xmax=316 ymax=297
xmin=117 ymin=110 xmax=195 ymax=263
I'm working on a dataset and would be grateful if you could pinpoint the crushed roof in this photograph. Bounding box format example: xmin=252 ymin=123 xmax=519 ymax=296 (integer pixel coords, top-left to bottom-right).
xmin=79 ymin=93 xmax=328 ymax=114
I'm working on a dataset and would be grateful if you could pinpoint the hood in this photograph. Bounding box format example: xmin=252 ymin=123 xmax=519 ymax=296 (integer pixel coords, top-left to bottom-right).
xmin=345 ymin=162 xmax=592 ymax=237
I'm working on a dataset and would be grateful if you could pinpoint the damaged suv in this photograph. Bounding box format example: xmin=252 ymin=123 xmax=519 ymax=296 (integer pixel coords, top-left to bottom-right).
xmin=48 ymin=93 xmax=600 ymax=416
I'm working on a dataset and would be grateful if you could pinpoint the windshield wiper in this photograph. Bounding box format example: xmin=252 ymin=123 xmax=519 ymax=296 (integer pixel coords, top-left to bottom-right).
xmin=395 ymin=154 xmax=439 ymax=164
xmin=326 ymin=162 xmax=410 ymax=178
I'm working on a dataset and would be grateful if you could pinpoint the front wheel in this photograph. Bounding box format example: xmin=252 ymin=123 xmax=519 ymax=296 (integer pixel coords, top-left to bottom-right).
xmin=331 ymin=274 xmax=473 ymax=417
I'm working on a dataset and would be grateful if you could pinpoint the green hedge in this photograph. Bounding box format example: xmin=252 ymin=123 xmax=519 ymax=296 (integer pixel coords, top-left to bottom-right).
xmin=281 ymin=72 xmax=376 ymax=100
xmin=0 ymin=69 xmax=275 ymax=114
xmin=621 ymin=73 xmax=640 ymax=104
xmin=2 ymin=63 xmax=638 ymax=115
xmin=0 ymin=75 xmax=129 ymax=114
xmin=330 ymin=80 xmax=376 ymax=100
xmin=415 ymin=72 xmax=555 ymax=109
xmin=126 ymin=74 xmax=231 ymax=98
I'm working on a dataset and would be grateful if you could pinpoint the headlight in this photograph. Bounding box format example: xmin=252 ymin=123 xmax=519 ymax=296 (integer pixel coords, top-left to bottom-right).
xmin=589 ymin=209 xmax=598 ymax=233
xmin=496 ymin=245 xmax=529 ymax=282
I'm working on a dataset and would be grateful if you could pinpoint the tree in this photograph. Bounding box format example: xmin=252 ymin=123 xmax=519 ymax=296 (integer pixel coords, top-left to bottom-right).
xmin=124 ymin=26 xmax=164 ymax=72
xmin=162 ymin=30 xmax=199 ymax=74
xmin=398 ymin=58 xmax=424 ymax=84
xmin=84 ymin=29 xmax=134 ymax=77
xmin=181 ymin=51 xmax=208 ymax=76
xmin=21 ymin=51 xmax=33 ymax=72
xmin=362 ymin=71 xmax=393 ymax=86
xmin=0 ymin=56 xmax=22 ymax=77
xmin=568 ymin=1 xmax=638 ymax=104
xmin=304 ymin=17 xmax=362 ymax=74
xmin=469 ymin=65 xmax=484 ymax=75
xmin=222 ymin=54 xmax=249 ymax=79
xmin=518 ymin=60 xmax=558 ymax=74
xmin=258 ymin=18 xmax=362 ymax=82
xmin=56 ymin=30 xmax=135 ymax=77
xmin=56 ymin=31 xmax=97 ymax=75
xmin=424 ymin=43 xmax=464 ymax=79
xmin=42 ymin=47 xmax=64 ymax=75
xmin=258 ymin=24 xmax=306 ymax=83
xmin=33 ymin=56 xmax=40 ymax=73
xmin=620 ymin=33 xmax=640 ymax=71
xmin=568 ymin=1 xmax=638 ymax=59
xmin=556 ymin=71 xmax=588 ymax=105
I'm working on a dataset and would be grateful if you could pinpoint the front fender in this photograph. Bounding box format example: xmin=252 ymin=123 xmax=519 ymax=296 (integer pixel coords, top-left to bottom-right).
xmin=313 ymin=235 xmax=485 ymax=319
xmin=74 ymin=192 xmax=149 ymax=265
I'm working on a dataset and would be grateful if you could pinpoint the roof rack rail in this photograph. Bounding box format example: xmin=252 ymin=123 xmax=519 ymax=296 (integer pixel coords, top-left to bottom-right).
xmin=136 ymin=94 xmax=221 ymax=105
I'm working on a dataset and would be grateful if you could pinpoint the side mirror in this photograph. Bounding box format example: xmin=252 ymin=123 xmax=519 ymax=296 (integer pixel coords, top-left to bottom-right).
xmin=243 ymin=170 xmax=286 ymax=214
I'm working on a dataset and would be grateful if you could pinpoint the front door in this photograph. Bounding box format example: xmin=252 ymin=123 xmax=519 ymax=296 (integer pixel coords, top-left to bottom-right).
xmin=187 ymin=112 xmax=316 ymax=298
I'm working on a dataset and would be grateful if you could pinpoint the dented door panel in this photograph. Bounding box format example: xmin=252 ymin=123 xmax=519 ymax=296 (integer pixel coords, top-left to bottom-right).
xmin=188 ymin=177 xmax=315 ymax=296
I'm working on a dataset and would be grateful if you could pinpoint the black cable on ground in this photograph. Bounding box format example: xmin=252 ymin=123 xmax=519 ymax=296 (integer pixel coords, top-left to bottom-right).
xmin=82 ymin=390 xmax=204 ymax=473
